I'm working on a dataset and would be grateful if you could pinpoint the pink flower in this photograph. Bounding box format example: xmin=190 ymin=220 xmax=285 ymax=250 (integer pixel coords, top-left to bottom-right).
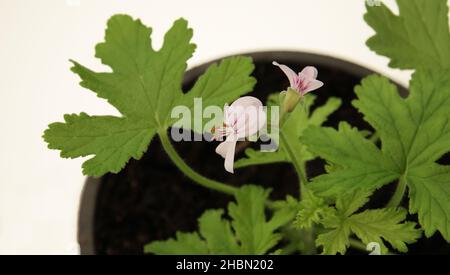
xmin=214 ymin=96 xmax=266 ymax=173
xmin=273 ymin=61 xmax=323 ymax=96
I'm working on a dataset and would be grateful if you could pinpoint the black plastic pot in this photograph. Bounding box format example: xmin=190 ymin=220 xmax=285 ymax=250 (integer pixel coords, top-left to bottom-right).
xmin=78 ymin=51 xmax=448 ymax=255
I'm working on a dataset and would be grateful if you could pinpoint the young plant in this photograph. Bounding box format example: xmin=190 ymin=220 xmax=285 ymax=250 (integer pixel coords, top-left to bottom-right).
xmin=44 ymin=0 xmax=450 ymax=255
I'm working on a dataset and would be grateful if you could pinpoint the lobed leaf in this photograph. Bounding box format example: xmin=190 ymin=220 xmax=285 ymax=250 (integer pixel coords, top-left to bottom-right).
xmin=315 ymin=191 xmax=421 ymax=255
xmin=44 ymin=15 xmax=255 ymax=176
xmin=364 ymin=0 xmax=450 ymax=69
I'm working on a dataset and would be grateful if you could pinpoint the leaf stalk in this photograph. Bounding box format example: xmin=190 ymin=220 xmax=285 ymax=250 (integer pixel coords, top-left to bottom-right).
xmin=387 ymin=175 xmax=408 ymax=208
xmin=158 ymin=130 xmax=238 ymax=195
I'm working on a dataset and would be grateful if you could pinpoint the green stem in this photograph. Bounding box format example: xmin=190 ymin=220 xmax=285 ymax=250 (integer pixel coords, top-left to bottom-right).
xmin=349 ymin=238 xmax=367 ymax=252
xmin=158 ymin=130 xmax=237 ymax=195
xmin=279 ymin=106 xmax=315 ymax=254
xmin=280 ymin=132 xmax=308 ymax=199
xmin=387 ymin=175 xmax=407 ymax=208
xmin=300 ymin=228 xmax=317 ymax=255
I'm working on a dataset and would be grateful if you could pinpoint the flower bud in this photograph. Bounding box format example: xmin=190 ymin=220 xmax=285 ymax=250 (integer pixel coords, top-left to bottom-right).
xmin=282 ymin=87 xmax=301 ymax=113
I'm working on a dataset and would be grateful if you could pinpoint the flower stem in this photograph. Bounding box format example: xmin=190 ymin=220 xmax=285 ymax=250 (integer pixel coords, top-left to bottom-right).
xmin=158 ymin=130 xmax=237 ymax=195
xmin=280 ymin=132 xmax=308 ymax=199
xmin=386 ymin=175 xmax=407 ymax=208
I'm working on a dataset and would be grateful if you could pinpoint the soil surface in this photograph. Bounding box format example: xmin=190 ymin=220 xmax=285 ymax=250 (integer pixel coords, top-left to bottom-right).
xmin=91 ymin=52 xmax=450 ymax=255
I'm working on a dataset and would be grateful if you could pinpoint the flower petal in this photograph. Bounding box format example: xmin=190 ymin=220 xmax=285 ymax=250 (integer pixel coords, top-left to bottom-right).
xmin=215 ymin=139 xmax=231 ymax=158
xmin=230 ymin=96 xmax=263 ymax=109
xmin=227 ymin=96 xmax=264 ymax=132
xmin=273 ymin=61 xmax=298 ymax=88
xmin=224 ymin=140 xmax=237 ymax=173
xmin=225 ymin=96 xmax=261 ymax=126
xmin=217 ymin=96 xmax=267 ymax=173
xmin=215 ymin=136 xmax=237 ymax=173
xmin=228 ymin=97 xmax=265 ymax=139
xmin=235 ymin=107 xmax=266 ymax=139
xmin=299 ymin=66 xmax=318 ymax=79
xmin=302 ymin=79 xmax=324 ymax=95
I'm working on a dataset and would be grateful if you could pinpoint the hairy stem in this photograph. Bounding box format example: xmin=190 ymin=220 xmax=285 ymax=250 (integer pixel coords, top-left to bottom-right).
xmin=158 ymin=130 xmax=237 ymax=195
xmin=280 ymin=132 xmax=308 ymax=199
xmin=387 ymin=175 xmax=408 ymax=208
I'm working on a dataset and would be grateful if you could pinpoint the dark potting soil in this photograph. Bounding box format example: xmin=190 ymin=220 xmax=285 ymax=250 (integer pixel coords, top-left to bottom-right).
xmin=92 ymin=52 xmax=450 ymax=255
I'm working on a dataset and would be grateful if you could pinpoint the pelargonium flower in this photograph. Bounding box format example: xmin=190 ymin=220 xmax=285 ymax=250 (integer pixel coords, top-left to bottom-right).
xmin=273 ymin=61 xmax=324 ymax=96
xmin=213 ymin=96 xmax=266 ymax=173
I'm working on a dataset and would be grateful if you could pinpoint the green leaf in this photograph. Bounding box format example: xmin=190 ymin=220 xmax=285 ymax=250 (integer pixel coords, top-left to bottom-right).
xmin=303 ymin=71 xmax=450 ymax=241
xmin=77 ymin=15 xmax=195 ymax=124
xmin=295 ymin=190 xmax=334 ymax=229
xmin=303 ymin=122 xmax=400 ymax=197
xmin=229 ymin=185 xmax=284 ymax=254
xmin=316 ymin=191 xmax=421 ymax=255
xmin=308 ymin=97 xmax=343 ymax=126
xmin=349 ymin=208 xmax=422 ymax=253
xmin=316 ymin=224 xmax=351 ymax=255
xmin=235 ymin=94 xmax=341 ymax=168
xmin=181 ymin=56 xmax=256 ymax=111
xmin=198 ymin=210 xmax=240 ymax=254
xmin=335 ymin=189 xmax=371 ymax=217
xmin=364 ymin=0 xmax=450 ymax=69
xmin=408 ymin=164 xmax=450 ymax=239
xmin=144 ymin=232 xmax=208 ymax=255
xmin=44 ymin=15 xmax=255 ymax=176
xmin=44 ymin=113 xmax=155 ymax=177
xmin=145 ymin=185 xmax=284 ymax=255
xmin=271 ymin=195 xmax=301 ymax=227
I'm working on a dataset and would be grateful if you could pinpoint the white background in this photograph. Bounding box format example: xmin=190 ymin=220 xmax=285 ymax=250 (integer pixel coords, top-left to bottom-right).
xmin=0 ymin=0 xmax=413 ymax=254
